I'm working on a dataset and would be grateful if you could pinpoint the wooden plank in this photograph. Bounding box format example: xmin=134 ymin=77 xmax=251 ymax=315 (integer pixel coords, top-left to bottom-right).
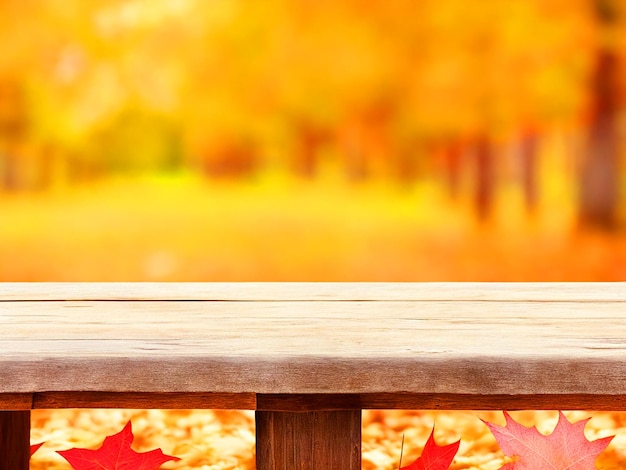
xmin=0 ymin=282 xmax=624 ymax=301
xmin=258 ymin=394 xmax=365 ymax=411
xmin=256 ymin=410 xmax=361 ymax=470
xmin=3 ymin=391 xmax=622 ymax=412
xmin=0 ymin=284 xmax=624 ymax=398
xmin=4 ymin=354 xmax=624 ymax=396
xmin=0 ymin=394 xmax=31 ymax=410
xmin=257 ymin=393 xmax=626 ymax=411
xmin=4 ymin=391 xmax=625 ymax=411
xmin=32 ymin=392 xmax=256 ymax=409
xmin=4 ymin=300 xmax=626 ymax=339
xmin=0 ymin=411 xmax=30 ymax=470
xmin=2 ymin=306 xmax=626 ymax=395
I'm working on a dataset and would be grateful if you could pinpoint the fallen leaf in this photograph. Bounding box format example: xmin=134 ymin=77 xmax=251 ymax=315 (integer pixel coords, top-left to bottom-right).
xmin=400 ymin=428 xmax=460 ymax=470
xmin=484 ymin=411 xmax=614 ymax=469
xmin=57 ymin=420 xmax=180 ymax=470
xmin=30 ymin=442 xmax=44 ymax=456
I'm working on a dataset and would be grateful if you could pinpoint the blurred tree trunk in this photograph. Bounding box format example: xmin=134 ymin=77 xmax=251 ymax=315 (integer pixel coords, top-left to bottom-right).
xmin=579 ymin=0 xmax=621 ymax=229
xmin=293 ymin=121 xmax=328 ymax=178
xmin=0 ymin=78 xmax=27 ymax=191
xmin=444 ymin=140 xmax=464 ymax=201
xmin=339 ymin=120 xmax=369 ymax=181
xmin=474 ymin=136 xmax=494 ymax=221
xmin=519 ymin=132 xmax=539 ymax=215
xmin=393 ymin=141 xmax=420 ymax=186
xmin=0 ymin=147 xmax=19 ymax=191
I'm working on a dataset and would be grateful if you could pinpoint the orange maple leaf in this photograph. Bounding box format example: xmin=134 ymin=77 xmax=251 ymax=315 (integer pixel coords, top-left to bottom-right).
xmin=484 ymin=411 xmax=614 ymax=470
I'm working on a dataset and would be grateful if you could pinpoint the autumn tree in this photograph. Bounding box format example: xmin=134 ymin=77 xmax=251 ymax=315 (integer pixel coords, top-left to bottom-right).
xmin=1 ymin=0 xmax=624 ymax=232
xmin=579 ymin=0 xmax=623 ymax=229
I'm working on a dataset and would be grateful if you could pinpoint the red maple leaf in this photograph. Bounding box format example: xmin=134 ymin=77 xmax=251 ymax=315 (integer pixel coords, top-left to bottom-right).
xmin=400 ymin=428 xmax=460 ymax=470
xmin=57 ymin=421 xmax=180 ymax=470
xmin=484 ymin=411 xmax=614 ymax=469
xmin=30 ymin=442 xmax=43 ymax=456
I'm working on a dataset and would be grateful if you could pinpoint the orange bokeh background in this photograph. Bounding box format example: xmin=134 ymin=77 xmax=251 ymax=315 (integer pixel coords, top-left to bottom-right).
xmin=1 ymin=0 xmax=625 ymax=281
xmin=2 ymin=2 xmax=626 ymax=468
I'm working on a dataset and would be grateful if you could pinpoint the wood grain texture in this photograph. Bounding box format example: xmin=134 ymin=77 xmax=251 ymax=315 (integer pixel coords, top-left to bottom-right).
xmin=1 ymin=283 xmax=625 ymax=403
xmin=32 ymin=392 xmax=256 ymax=409
xmin=256 ymin=410 xmax=361 ymax=470
xmin=3 ymin=392 xmax=626 ymax=411
xmin=1 ymin=282 xmax=624 ymax=301
xmin=257 ymin=393 xmax=626 ymax=411
xmin=0 ymin=411 xmax=30 ymax=470
xmin=0 ymin=394 xmax=31 ymax=410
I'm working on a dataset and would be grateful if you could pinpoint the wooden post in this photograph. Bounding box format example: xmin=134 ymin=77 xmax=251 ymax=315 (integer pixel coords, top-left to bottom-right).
xmin=256 ymin=410 xmax=361 ymax=470
xmin=0 ymin=411 xmax=30 ymax=470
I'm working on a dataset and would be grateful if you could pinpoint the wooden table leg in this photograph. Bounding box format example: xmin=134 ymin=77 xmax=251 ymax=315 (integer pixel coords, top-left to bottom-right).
xmin=256 ymin=410 xmax=361 ymax=470
xmin=0 ymin=410 xmax=30 ymax=470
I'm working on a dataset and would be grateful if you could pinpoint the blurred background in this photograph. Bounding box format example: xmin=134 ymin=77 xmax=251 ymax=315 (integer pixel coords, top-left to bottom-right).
xmin=1 ymin=0 xmax=625 ymax=281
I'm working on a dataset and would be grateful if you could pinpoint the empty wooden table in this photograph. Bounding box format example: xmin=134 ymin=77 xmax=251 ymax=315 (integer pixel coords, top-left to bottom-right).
xmin=1 ymin=282 xmax=625 ymax=469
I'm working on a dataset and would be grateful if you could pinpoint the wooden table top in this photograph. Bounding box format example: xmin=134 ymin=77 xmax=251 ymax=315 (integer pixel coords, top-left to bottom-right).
xmin=1 ymin=283 xmax=625 ymax=410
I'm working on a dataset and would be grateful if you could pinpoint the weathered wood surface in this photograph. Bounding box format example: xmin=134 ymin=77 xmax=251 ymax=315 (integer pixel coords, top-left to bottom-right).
xmin=1 ymin=283 xmax=625 ymax=408
xmin=1 ymin=282 xmax=624 ymax=301
xmin=3 ymin=392 xmax=626 ymax=411
xmin=0 ymin=394 xmax=31 ymax=410
xmin=255 ymin=393 xmax=626 ymax=411
xmin=256 ymin=410 xmax=361 ymax=470
xmin=31 ymin=392 xmax=256 ymax=410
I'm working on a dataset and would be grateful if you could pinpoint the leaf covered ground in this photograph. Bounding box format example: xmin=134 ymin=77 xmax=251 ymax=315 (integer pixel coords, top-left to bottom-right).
xmin=29 ymin=409 xmax=626 ymax=469
xmin=1 ymin=172 xmax=625 ymax=282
